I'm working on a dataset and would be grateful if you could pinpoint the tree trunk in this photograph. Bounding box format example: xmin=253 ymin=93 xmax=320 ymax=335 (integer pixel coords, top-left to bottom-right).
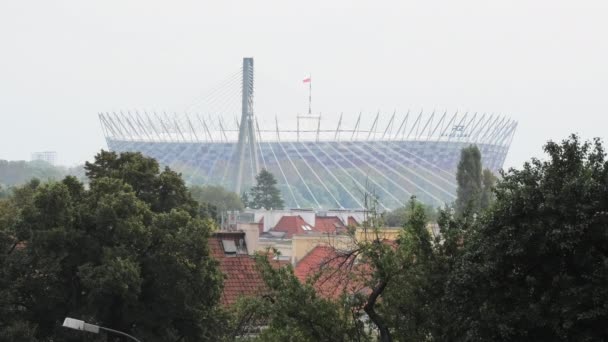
xmin=363 ymin=280 xmax=392 ymax=342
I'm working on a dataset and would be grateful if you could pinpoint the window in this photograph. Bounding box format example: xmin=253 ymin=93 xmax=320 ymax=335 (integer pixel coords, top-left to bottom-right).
xmin=222 ymin=240 xmax=237 ymax=255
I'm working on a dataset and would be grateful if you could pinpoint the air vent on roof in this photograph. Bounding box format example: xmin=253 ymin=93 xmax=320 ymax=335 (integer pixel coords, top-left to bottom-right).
xmin=222 ymin=240 xmax=237 ymax=255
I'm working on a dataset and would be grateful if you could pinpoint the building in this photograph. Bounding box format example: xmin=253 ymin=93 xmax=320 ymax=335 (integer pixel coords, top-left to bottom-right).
xmin=209 ymin=231 xmax=265 ymax=306
xmin=211 ymin=209 xmax=433 ymax=308
xmin=99 ymin=58 xmax=517 ymax=209
xmin=31 ymin=151 xmax=57 ymax=165
xmin=294 ymin=244 xmax=370 ymax=300
xmin=232 ymin=208 xmax=406 ymax=264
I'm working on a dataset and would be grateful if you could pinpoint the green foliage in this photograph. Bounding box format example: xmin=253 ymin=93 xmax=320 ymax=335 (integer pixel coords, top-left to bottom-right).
xmin=454 ymin=146 xmax=498 ymax=216
xmin=0 ymin=159 xmax=84 ymax=187
xmin=246 ymin=169 xmax=285 ymax=210
xmin=0 ymin=184 xmax=10 ymax=199
xmin=0 ymin=151 xmax=224 ymax=341
xmin=0 ymin=321 xmax=39 ymax=342
xmin=230 ymin=251 xmax=368 ymax=342
xmin=383 ymin=202 xmax=437 ymax=227
xmin=85 ymin=150 xmax=198 ymax=215
xmin=224 ymin=135 xmax=608 ymax=341
xmin=480 ymin=168 xmax=497 ymax=210
xmin=241 ymin=191 xmax=250 ymax=208
xmin=190 ymin=184 xmax=244 ymax=215
xmin=379 ymin=199 xmax=439 ymax=341
xmin=455 ymin=145 xmax=483 ymax=215
xmin=245 ymin=133 xmax=608 ymax=341
xmin=238 ymin=196 xmax=437 ymax=342
xmin=351 ymin=197 xmax=437 ymax=342
xmin=443 ymin=135 xmax=608 ymax=341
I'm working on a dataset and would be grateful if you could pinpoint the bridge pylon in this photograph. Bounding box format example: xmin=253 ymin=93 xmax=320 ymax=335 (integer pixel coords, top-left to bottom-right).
xmin=234 ymin=57 xmax=260 ymax=194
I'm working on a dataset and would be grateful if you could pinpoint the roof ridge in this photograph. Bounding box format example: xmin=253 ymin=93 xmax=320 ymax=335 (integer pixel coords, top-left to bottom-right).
xmin=295 ymin=244 xmax=334 ymax=267
xmin=297 ymin=214 xmax=313 ymax=227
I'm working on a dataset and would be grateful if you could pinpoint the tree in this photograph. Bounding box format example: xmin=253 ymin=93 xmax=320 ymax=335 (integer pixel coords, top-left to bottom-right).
xmin=455 ymin=145 xmax=483 ymax=216
xmin=375 ymin=198 xmax=444 ymax=341
xmin=348 ymin=196 xmax=437 ymax=342
xmin=241 ymin=191 xmax=250 ymax=209
xmin=84 ymin=150 xmax=199 ymax=215
xmin=190 ymin=184 xmax=244 ymax=215
xmin=228 ymin=252 xmax=367 ymax=342
xmin=0 ymin=159 xmax=85 ymax=187
xmin=443 ymin=135 xmax=608 ymax=341
xmin=0 ymin=151 xmax=225 ymax=341
xmin=239 ymin=195 xmax=435 ymax=342
xmin=383 ymin=203 xmax=437 ymax=227
xmin=0 ymin=184 xmax=8 ymax=199
xmin=247 ymin=169 xmax=284 ymax=210
xmin=480 ymin=168 xmax=497 ymax=210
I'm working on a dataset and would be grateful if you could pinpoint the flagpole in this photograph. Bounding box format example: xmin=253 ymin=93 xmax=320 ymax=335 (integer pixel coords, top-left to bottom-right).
xmin=308 ymin=73 xmax=312 ymax=115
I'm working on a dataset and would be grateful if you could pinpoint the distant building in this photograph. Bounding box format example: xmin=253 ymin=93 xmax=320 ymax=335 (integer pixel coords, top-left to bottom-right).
xmin=31 ymin=151 xmax=57 ymax=165
xmin=99 ymin=58 xmax=517 ymax=210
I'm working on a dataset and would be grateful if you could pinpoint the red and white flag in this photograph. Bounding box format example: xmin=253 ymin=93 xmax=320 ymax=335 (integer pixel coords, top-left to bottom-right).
xmin=302 ymin=76 xmax=311 ymax=83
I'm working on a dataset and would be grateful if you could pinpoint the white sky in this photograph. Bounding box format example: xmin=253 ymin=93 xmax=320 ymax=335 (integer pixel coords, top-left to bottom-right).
xmin=1 ymin=0 xmax=607 ymax=168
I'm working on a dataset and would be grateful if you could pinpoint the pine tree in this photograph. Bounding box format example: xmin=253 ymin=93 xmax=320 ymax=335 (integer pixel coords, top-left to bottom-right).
xmin=249 ymin=169 xmax=284 ymax=210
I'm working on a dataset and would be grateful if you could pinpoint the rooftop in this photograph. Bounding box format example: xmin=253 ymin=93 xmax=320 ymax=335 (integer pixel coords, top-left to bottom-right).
xmin=294 ymin=245 xmax=368 ymax=299
xmin=270 ymin=215 xmax=315 ymax=239
xmin=209 ymin=231 xmax=266 ymax=306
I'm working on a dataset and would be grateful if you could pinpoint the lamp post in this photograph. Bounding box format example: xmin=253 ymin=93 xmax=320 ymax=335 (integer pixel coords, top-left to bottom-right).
xmin=62 ymin=317 xmax=142 ymax=342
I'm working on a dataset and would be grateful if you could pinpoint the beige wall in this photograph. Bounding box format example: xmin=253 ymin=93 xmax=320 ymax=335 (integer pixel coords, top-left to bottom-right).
xmin=239 ymin=225 xmax=428 ymax=265
xmin=292 ymin=228 xmax=408 ymax=264
xmin=355 ymin=227 xmax=402 ymax=242
xmin=238 ymin=222 xmax=260 ymax=255
xmin=258 ymin=238 xmax=292 ymax=259
xmin=292 ymin=234 xmax=355 ymax=264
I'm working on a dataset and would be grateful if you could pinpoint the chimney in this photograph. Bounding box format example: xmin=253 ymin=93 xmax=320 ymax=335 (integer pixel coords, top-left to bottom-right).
xmin=238 ymin=222 xmax=260 ymax=255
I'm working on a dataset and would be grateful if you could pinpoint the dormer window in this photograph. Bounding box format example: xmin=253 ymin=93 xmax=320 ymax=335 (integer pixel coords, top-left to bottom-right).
xmin=221 ymin=239 xmax=237 ymax=256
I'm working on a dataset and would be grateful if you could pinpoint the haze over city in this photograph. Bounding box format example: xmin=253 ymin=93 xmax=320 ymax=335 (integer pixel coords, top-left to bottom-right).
xmin=1 ymin=0 xmax=607 ymax=168
xmin=3 ymin=2 xmax=608 ymax=341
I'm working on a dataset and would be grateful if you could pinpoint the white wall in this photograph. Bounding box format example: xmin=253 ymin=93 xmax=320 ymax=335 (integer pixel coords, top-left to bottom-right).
xmin=247 ymin=208 xmax=366 ymax=232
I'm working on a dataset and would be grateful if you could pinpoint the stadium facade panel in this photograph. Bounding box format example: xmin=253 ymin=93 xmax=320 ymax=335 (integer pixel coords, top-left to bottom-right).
xmin=101 ymin=111 xmax=516 ymax=210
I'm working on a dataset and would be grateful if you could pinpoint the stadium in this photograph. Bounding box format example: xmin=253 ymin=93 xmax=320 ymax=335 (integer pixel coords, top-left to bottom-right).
xmin=99 ymin=58 xmax=517 ymax=210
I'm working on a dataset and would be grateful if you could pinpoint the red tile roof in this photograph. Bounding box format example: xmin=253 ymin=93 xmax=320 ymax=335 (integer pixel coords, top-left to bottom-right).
xmin=347 ymin=216 xmax=359 ymax=226
xmin=294 ymin=245 xmax=368 ymax=299
xmin=271 ymin=215 xmax=313 ymax=238
xmin=209 ymin=232 xmax=267 ymax=306
xmin=314 ymin=216 xmax=346 ymax=234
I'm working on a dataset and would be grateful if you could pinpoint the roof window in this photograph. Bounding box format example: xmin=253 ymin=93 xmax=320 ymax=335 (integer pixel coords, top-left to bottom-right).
xmin=222 ymin=239 xmax=237 ymax=255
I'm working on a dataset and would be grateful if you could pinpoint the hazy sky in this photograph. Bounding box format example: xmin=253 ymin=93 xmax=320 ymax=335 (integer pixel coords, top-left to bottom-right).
xmin=1 ymin=1 xmax=607 ymax=168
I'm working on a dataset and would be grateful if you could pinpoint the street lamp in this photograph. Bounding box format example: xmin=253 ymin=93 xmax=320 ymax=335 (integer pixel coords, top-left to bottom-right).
xmin=62 ymin=317 xmax=142 ymax=342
